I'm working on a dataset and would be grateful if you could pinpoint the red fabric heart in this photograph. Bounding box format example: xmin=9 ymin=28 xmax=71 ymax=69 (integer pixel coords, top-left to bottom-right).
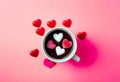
xmin=30 ymin=49 xmax=39 ymax=57
xmin=62 ymin=39 xmax=72 ymax=48
xmin=36 ymin=27 xmax=45 ymax=36
xmin=47 ymin=40 xmax=56 ymax=49
xmin=77 ymin=32 xmax=87 ymax=40
xmin=47 ymin=20 xmax=56 ymax=28
xmin=63 ymin=19 xmax=72 ymax=27
xmin=32 ymin=19 xmax=41 ymax=27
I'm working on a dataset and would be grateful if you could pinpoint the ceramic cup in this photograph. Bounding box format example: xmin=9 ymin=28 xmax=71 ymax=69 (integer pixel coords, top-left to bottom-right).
xmin=42 ymin=27 xmax=80 ymax=62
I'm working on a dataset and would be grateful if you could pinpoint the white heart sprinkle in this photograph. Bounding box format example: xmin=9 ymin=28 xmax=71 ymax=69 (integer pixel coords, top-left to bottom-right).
xmin=55 ymin=46 xmax=65 ymax=56
xmin=53 ymin=33 xmax=63 ymax=42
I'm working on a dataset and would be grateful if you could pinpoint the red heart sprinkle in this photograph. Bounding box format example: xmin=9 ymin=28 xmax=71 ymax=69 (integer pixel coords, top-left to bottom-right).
xmin=47 ymin=20 xmax=56 ymax=28
xmin=62 ymin=39 xmax=72 ymax=48
xmin=77 ymin=32 xmax=87 ymax=40
xmin=30 ymin=49 xmax=39 ymax=57
xmin=32 ymin=19 xmax=41 ymax=27
xmin=36 ymin=27 xmax=45 ymax=36
xmin=63 ymin=19 xmax=72 ymax=27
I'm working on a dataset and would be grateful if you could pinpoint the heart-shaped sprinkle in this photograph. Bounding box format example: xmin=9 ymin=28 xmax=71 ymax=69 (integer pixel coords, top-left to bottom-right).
xmin=36 ymin=27 xmax=45 ymax=36
xmin=53 ymin=33 xmax=63 ymax=42
xmin=47 ymin=20 xmax=56 ymax=28
xmin=32 ymin=19 xmax=41 ymax=27
xmin=62 ymin=39 xmax=72 ymax=48
xmin=63 ymin=19 xmax=72 ymax=27
xmin=43 ymin=58 xmax=56 ymax=68
xmin=77 ymin=32 xmax=87 ymax=40
xmin=56 ymin=46 xmax=65 ymax=56
xmin=47 ymin=40 xmax=56 ymax=49
xmin=30 ymin=49 xmax=39 ymax=57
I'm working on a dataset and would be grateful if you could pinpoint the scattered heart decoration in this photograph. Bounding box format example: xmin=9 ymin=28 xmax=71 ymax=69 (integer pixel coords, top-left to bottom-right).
xmin=53 ymin=33 xmax=63 ymax=42
xmin=30 ymin=49 xmax=39 ymax=57
xmin=55 ymin=46 xmax=65 ymax=56
xmin=47 ymin=40 xmax=56 ymax=49
xmin=63 ymin=19 xmax=72 ymax=27
xmin=36 ymin=27 xmax=45 ymax=36
xmin=43 ymin=58 xmax=56 ymax=68
xmin=62 ymin=39 xmax=72 ymax=48
xmin=31 ymin=19 xmax=85 ymax=68
xmin=77 ymin=32 xmax=87 ymax=40
xmin=32 ymin=19 xmax=41 ymax=27
xmin=47 ymin=20 xmax=56 ymax=28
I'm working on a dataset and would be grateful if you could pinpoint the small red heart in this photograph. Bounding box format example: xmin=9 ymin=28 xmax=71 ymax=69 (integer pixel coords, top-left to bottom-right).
xmin=63 ymin=19 xmax=72 ymax=27
xmin=36 ymin=27 xmax=45 ymax=36
xmin=32 ymin=19 xmax=41 ymax=27
xmin=47 ymin=20 xmax=56 ymax=28
xmin=62 ymin=39 xmax=72 ymax=48
xmin=77 ymin=32 xmax=87 ymax=40
xmin=30 ymin=49 xmax=39 ymax=57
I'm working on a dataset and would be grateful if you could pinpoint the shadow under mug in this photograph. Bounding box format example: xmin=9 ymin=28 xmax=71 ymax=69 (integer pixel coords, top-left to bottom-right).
xmin=41 ymin=27 xmax=80 ymax=63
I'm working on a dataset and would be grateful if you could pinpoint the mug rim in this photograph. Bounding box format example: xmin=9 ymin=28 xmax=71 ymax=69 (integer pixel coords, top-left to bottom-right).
xmin=41 ymin=27 xmax=77 ymax=62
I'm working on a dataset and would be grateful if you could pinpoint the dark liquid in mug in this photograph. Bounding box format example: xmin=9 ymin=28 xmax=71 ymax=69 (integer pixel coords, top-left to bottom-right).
xmin=45 ymin=29 xmax=73 ymax=59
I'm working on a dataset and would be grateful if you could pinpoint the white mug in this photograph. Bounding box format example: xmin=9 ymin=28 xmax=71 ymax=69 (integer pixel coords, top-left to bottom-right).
xmin=41 ymin=27 xmax=80 ymax=63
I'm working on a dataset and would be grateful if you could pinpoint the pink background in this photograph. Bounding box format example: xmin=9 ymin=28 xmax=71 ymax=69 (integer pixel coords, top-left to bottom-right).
xmin=0 ymin=0 xmax=120 ymax=82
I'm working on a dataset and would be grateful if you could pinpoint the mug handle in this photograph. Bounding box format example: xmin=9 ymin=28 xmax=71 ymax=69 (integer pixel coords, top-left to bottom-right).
xmin=72 ymin=55 xmax=80 ymax=62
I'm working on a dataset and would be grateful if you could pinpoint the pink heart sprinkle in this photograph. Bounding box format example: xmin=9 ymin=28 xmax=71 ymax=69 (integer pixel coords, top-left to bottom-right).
xmin=43 ymin=58 xmax=56 ymax=68
xmin=47 ymin=40 xmax=56 ymax=49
